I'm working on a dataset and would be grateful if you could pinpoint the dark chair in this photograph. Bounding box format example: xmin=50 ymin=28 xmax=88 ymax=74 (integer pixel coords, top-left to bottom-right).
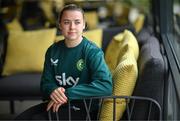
xmin=0 ymin=25 xmax=166 ymax=121
xmin=130 ymin=32 xmax=165 ymax=120
xmin=19 ymin=1 xmax=47 ymax=30
xmin=48 ymin=96 xmax=162 ymax=121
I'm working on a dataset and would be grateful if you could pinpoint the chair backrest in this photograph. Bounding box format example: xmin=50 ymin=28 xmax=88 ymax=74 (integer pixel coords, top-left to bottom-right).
xmin=48 ymin=96 xmax=162 ymax=121
xmin=130 ymin=28 xmax=165 ymax=120
xmin=102 ymin=24 xmax=135 ymax=52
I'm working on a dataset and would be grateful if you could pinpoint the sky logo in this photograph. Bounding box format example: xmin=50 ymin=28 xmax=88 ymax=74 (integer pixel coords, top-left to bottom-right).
xmin=55 ymin=73 xmax=79 ymax=87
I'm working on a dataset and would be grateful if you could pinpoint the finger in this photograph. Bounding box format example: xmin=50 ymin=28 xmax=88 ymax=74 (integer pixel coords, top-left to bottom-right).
xmin=46 ymin=101 xmax=54 ymax=111
xmin=55 ymin=88 xmax=67 ymax=101
xmin=53 ymin=103 xmax=58 ymax=112
xmin=53 ymin=89 xmax=65 ymax=103
xmin=55 ymin=103 xmax=61 ymax=112
xmin=60 ymin=87 xmax=65 ymax=92
xmin=51 ymin=88 xmax=67 ymax=104
xmin=50 ymin=94 xmax=59 ymax=103
xmin=56 ymin=92 xmax=67 ymax=103
xmin=60 ymin=93 xmax=67 ymax=103
xmin=56 ymin=88 xmax=67 ymax=102
xmin=51 ymin=91 xmax=64 ymax=104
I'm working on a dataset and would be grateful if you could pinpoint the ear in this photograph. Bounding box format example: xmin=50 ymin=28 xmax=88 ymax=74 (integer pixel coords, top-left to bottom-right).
xmin=59 ymin=24 xmax=62 ymax=30
xmin=83 ymin=22 xmax=86 ymax=30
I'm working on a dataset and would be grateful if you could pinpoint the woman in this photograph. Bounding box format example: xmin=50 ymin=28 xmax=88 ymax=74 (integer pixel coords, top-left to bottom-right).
xmin=15 ymin=4 xmax=112 ymax=120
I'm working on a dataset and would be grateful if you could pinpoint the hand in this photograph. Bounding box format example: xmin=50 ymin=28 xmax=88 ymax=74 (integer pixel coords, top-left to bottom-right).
xmin=46 ymin=100 xmax=62 ymax=112
xmin=50 ymin=87 xmax=67 ymax=104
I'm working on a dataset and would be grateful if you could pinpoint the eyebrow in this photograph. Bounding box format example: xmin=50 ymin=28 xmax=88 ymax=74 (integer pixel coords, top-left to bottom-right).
xmin=63 ymin=19 xmax=81 ymax=21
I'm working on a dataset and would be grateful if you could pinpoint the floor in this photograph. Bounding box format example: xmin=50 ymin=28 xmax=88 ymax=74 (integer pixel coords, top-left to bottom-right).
xmin=0 ymin=100 xmax=42 ymax=120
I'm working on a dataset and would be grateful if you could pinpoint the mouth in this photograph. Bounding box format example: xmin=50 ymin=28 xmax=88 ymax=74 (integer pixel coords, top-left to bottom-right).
xmin=68 ymin=32 xmax=76 ymax=35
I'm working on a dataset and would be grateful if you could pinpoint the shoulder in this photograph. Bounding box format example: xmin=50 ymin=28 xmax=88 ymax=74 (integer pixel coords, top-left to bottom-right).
xmin=45 ymin=40 xmax=64 ymax=56
xmin=47 ymin=40 xmax=63 ymax=52
xmin=83 ymin=37 xmax=103 ymax=56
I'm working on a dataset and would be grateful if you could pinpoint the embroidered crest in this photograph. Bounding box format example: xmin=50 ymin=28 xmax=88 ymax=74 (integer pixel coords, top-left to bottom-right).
xmin=50 ymin=58 xmax=58 ymax=66
xmin=76 ymin=59 xmax=85 ymax=71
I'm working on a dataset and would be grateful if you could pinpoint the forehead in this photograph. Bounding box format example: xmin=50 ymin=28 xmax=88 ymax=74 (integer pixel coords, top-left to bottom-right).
xmin=61 ymin=10 xmax=84 ymax=20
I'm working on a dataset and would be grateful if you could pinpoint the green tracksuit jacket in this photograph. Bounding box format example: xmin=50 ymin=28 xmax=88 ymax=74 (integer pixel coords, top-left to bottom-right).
xmin=41 ymin=37 xmax=112 ymax=100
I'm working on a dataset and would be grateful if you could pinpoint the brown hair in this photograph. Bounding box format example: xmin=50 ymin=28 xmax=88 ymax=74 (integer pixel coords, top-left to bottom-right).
xmin=58 ymin=4 xmax=85 ymax=23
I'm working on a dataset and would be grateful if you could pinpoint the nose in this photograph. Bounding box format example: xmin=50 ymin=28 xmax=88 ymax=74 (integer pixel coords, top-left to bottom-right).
xmin=70 ymin=22 xmax=75 ymax=29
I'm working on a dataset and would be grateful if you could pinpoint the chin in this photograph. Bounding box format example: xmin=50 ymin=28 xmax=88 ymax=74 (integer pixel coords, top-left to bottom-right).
xmin=67 ymin=37 xmax=77 ymax=41
xmin=67 ymin=35 xmax=81 ymax=41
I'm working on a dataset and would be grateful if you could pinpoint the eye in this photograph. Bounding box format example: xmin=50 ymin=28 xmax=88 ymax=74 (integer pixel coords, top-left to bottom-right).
xmin=64 ymin=21 xmax=70 ymax=25
xmin=75 ymin=21 xmax=81 ymax=25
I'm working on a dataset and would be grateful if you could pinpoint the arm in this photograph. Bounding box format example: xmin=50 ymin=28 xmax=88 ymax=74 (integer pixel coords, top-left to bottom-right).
xmin=40 ymin=47 xmax=59 ymax=99
xmin=41 ymin=46 xmax=67 ymax=105
xmin=66 ymin=49 xmax=112 ymax=100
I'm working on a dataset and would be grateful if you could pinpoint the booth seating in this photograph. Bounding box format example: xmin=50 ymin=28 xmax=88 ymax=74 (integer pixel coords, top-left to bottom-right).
xmin=0 ymin=22 xmax=166 ymax=120
xmin=128 ymin=28 xmax=166 ymax=120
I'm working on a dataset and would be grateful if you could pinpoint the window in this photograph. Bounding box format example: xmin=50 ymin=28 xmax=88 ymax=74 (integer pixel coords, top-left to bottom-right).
xmin=173 ymin=0 xmax=180 ymax=66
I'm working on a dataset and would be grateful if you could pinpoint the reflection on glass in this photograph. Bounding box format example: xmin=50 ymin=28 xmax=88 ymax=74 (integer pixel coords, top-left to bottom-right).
xmin=173 ymin=0 xmax=180 ymax=63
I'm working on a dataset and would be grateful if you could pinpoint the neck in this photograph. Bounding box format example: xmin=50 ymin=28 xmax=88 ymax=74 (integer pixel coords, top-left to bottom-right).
xmin=65 ymin=36 xmax=83 ymax=48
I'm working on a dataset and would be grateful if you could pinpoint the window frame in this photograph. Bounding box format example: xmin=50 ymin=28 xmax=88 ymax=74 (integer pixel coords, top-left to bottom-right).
xmin=153 ymin=0 xmax=180 ymax=119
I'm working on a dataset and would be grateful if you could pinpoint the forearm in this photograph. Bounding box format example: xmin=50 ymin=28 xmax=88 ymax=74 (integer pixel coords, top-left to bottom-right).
xmin=41 ymin=75 xmax=59 ymax=99
xmin=66 ymin=79 xmax=112 ymax=100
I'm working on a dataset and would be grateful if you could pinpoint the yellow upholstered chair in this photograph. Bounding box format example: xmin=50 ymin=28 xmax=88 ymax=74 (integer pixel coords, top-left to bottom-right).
xmin=84 ymin=11 xmax=98 ymax=30
xmin=133 ymin=14 xmax=145 ymax=33
xmin=105 ymin=29 xmax=139 ymax=72
xmin=100 ymin=30 xmax=139 ymax=121
xmin=6 ymin=18 xmax=23 ymax=31
xmin=100 ymin=45 xmax=138 ymax=121
xmin=2 ymin=28 xmax=57 ymax=76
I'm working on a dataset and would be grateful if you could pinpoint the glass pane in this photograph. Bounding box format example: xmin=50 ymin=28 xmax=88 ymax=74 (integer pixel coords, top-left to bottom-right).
xmin=173 ymin=0 xmax=180 ymax=64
